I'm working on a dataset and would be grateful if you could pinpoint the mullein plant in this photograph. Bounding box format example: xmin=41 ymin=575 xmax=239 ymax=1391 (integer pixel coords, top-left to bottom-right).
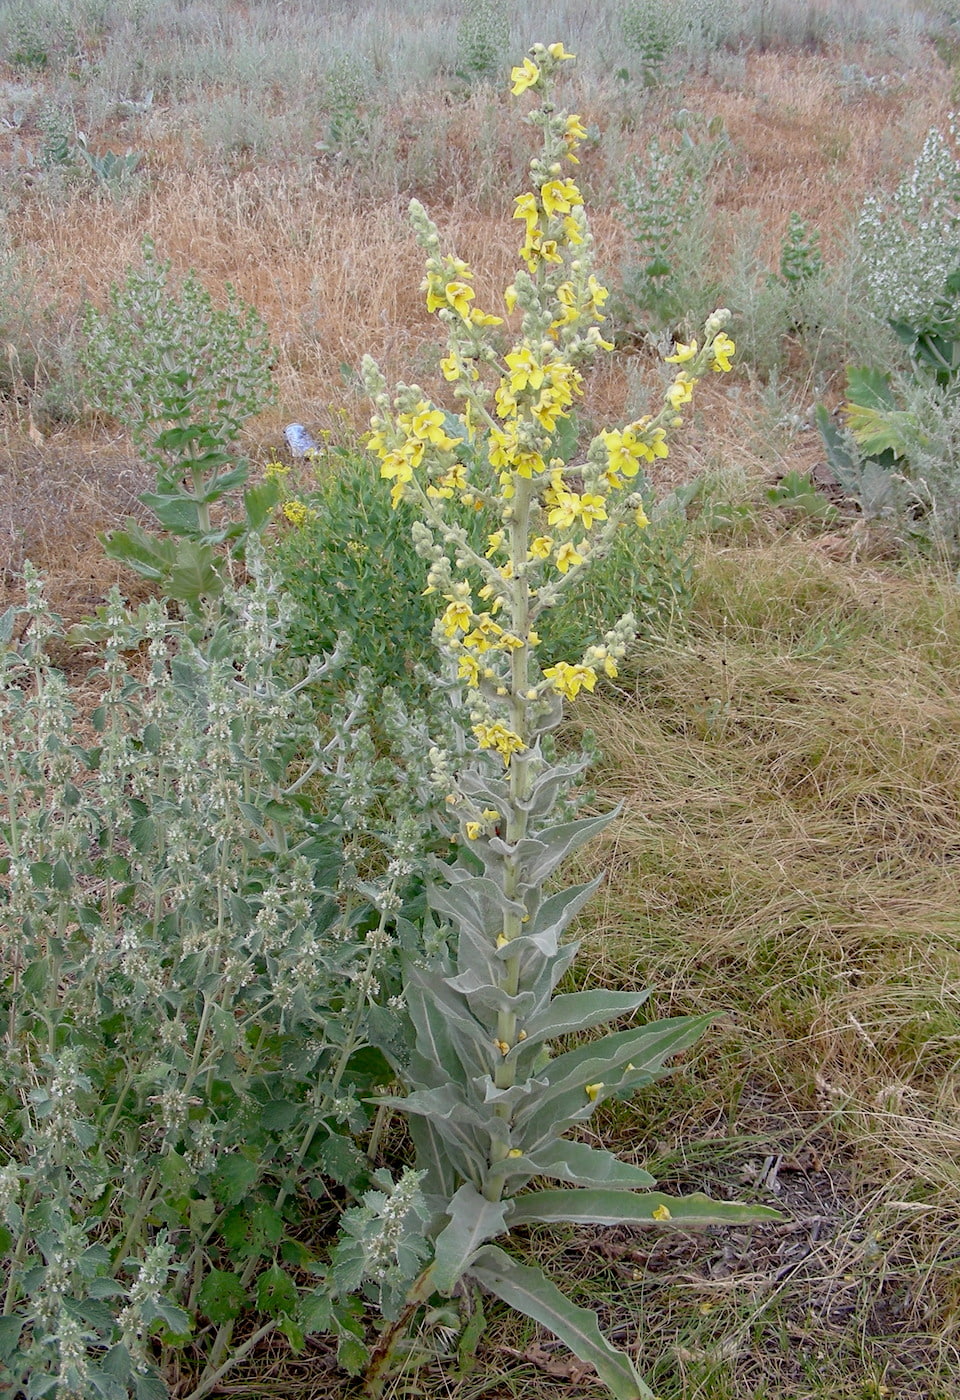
xmin=360 ymin=43 xmax=772 ymax=1399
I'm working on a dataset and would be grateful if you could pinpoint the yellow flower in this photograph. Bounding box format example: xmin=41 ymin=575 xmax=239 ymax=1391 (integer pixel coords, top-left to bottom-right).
xmin=481 ymin=808 xmax=501 ymax=823
xmin=510 ymin=56 xmax=540 ymax=95
xmin=652 ymin=1204 xmax=672 ymax=1221
xmin=445 ymin=280 xmax=475 ymax=318
xmin=528 ymin=535 xmax=553 ymax=560
xmin=555 ymin=540 xmax=585 ymax=573
xmin=710 ymin=331 xmax=736 ymax=372
xmin=440 ymin=352 xmax=461 ymax=381
xmin=504 ymin=283 xmax=518 ymax=313
xmin=544 ymin=662 xmax=598 ymax=700
xmin=513 ymin=191 xmax=539 ymax=235
xmin=457 ymin=652 xmax=481 ymax=687
xmin=472 ymin=721 xmax=527 ymax=767
xmin=404 ymin=401 xmax=460 ymax=449
xmin=666 ymin=372 xmax=697 ymax=410
xmin=465 ymin=822 xmax=482 ymax=840
xmin=547 ymin=42 xmax=575 ymax=60
xmin=547 ymin=487 xmax=581 ymax=530
xmin=470 ymin=307 xmax=504 ymax=327
xmin=504 ymin=347 xmax=545 ymax=394
xmin=441 ymin=599 xmax=473 ymax=637
xmin=586 ymin=274 xmax=609 ymax=316
xmin=540 ymin=178 xmax=583 ymax=217
xmin=264 ymin=460 xmax=290 ymax=479
xmin=584 ymin=1082 xmax=604 ymax=1101
xmin=635 ymin=502 xmax=650 ymax=529
xmin=664 ymin=339 xmax=698 ymax=363
xmin=563 ymin=113 xmax=588 ymax=162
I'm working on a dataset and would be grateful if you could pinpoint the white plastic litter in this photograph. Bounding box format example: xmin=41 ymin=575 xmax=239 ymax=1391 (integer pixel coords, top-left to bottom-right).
xmin=283 ymin=423 xmax=319 ymax=458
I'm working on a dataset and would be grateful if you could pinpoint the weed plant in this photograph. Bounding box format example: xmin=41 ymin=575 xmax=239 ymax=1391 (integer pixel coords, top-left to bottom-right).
xmin=614 ymin=112 xmax=728 ymax=337
xmin=83 ymin=240 xmax=278 ymax=609
xmin=0 ymin=550 xmax=438 ymax=1398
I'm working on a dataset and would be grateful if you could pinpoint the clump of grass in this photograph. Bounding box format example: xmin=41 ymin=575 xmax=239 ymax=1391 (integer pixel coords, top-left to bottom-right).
xmin=558 ymin=530 xmax=960 ymax=1396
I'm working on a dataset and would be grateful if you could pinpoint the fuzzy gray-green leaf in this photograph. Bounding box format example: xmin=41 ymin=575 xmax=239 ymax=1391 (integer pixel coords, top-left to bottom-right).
xmin=469 ymin=1246 xmax=652 ymax=1400
xmin=431 ymin=1184 xmax=509 ymax=1294
xmin=509 ymin=1188 xmax=782 ymax=1228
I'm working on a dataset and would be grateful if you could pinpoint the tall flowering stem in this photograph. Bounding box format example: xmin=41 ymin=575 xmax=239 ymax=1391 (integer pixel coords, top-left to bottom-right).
xmin=361 ymin=44 xmax=767 ymax=1400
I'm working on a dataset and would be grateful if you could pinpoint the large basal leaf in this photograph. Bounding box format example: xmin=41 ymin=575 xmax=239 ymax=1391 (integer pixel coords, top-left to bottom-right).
xmin=509 ymin=1187 xmax=782 ymax=1229
xmin=168 ymin=540 xmax=224 ymax=606
xmin=100 ymin=521 xmax=177 ymax=580
xmin=469 ymin=1246 xmax=652 ymax=1400
xmin=431 ymin=1184 xmax=509 ymax=1294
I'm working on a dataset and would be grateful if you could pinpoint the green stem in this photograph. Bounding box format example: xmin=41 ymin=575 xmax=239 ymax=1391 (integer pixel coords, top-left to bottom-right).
xmin=362 ymin=1266 xmax=435 ymax=1398
xmin=180 ymin=1318 xmax=278 ymax=1400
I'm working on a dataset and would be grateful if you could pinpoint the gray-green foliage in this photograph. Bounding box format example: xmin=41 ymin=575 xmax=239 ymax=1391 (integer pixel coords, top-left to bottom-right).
xmin=0 ymin=550 xmax=436 ymax=1398
xmin=620 ymin=0 xmax=681 ymax=85
xmin=317 ymin=54 xmax=373 ymax=159
xmin=779 ymin=211 xmax=823 ymax=292
xmin=360 ymin=662 xmax=778 ymax=1398
xmin=83 ymin=240 xmax=278 ymax=607
xmin=456 ymin=0 xmax=510 ymax=80
xmin=615 ymin=112 xmax=727 ymax=334
xmin=83 ymin=239 xmax=274 ymax=471
xmin=858 ymin=118 xmax=960 ymax=372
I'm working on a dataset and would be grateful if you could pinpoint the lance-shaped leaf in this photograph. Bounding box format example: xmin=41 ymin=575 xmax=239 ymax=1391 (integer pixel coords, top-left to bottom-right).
xmin=484 ymin=811 xmax=615 ymax=889
xmin=519 ymin=756 xmax=594 ymax=817
xmin=378 ymin=1084 xmax=490 ymax=1175
xmin=513 ymin=1015 xmax=711 ymax=1142
xmin=515 ymin=988 xmax=652 ymax=1052
xmin=443 ymin=969 xmax=537 ymax=1025
xmin=430 ymin=875 xmax=525 ymax=944
xmin=509 ymin=1188 xmax=783 ymax=1229
xmin=469 ymin=1246 xmax=652 ymax=1400
xmin=407 ymin=1115 xmax=460 ymax=1200
xmin=406 ymin=964 xmax=496 ymax=1076
xmin=499 ymin=1140 xmax=658 ymax=1190
xmin=431 ymin=1184 xmax=510 ymax=1294
xmin=403 ymin=978 xmax=469 ymax=1088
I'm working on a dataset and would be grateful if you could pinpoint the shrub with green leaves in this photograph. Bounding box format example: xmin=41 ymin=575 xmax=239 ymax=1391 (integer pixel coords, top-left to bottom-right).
xmin=456 ymin=0 xmax=510 ymax=81
xmin=778 ymin=210 xmax=823 ymax=293
xmin=858 ymin=117 xmax=960 ymax=383
xmin=0 ymin=550 xmax=438 ymax=1398
xmin=270 ymin=446 xmax=693 ymax=706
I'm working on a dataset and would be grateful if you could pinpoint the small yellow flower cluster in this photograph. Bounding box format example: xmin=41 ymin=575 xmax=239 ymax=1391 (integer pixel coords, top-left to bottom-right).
xmin=264 ymin=461 xmax=319 ymax=527
xmin=369 ymin=400 xmax=461 ymax=507
xmin=280 ymin=499 xmax=319 ymax=526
